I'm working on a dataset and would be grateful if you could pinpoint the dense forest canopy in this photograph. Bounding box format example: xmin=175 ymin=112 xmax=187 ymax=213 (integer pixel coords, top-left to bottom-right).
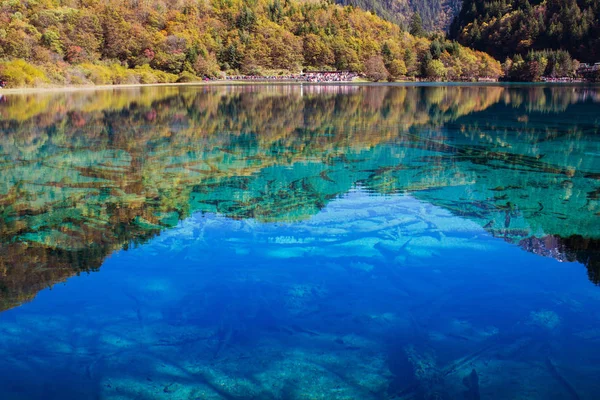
xmin=0 ymin=0 xmax=501 ymax=86
xmin=450 ymin=0 xmax=600 ymax=64
xmin=336 ymin=0 xmax=462 ymax=32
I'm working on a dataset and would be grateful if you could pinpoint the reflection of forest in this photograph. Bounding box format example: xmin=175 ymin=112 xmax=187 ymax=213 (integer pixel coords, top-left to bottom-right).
xmin=1 ymin=85 xmax=599 ymax=311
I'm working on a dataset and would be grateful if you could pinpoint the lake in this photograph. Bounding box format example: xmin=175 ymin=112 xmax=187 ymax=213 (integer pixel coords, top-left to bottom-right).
xmin=0 ymin=84 xmax=599 ymax=399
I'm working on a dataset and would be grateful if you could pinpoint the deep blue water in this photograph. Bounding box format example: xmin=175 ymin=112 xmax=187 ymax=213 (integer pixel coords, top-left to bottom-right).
xmin=1 ymin=84 xmax=599 ymax=399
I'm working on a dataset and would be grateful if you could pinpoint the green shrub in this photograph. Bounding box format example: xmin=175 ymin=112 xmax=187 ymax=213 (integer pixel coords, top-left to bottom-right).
xmin=134 ymin=65 xmax=178 ymax=84
xmin=107 ymin=63 xmax=140 ymax=84
xmin=135 ymin=65 xmax=159 ymax=84
xmin=79 ymin=63 xmax=113 ymax=84
xmin=176 ymin=71 xmax=199 ymax=83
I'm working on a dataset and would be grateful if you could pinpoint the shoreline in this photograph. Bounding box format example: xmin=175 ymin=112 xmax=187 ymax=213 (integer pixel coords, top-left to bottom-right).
xmin=0 ymin=80 xmax=597 ymax=95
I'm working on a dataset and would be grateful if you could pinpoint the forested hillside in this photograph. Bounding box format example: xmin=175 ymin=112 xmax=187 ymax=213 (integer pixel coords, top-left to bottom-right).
xmin=0 ymin=0 xmax=500 ymax=87
xmin=451 ymin=0 xmax=600 ymax=68
xmin=338 ymin=0 xmax=462 ymax=31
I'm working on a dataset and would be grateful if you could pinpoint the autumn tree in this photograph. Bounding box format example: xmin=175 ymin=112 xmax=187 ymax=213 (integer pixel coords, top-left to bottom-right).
xmin=365 ymin=56 xmax=389 ymax=81
xmin=0 ymin=0 xmax=504 ymax=85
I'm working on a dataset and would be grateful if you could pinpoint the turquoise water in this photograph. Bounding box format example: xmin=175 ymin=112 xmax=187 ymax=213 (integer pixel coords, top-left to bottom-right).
xmin=0 ymin=84 xmax=599 ymax=399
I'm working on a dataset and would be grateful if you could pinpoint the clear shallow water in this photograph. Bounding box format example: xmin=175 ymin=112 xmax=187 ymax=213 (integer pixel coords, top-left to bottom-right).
xmin=0 ymin=84 xmax=599 ymax=399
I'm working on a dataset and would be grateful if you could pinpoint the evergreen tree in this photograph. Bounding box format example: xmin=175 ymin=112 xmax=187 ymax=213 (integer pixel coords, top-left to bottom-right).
xmin=451 ymin=0 xmax=600 ymax=63
xmin=409 ymin=13 xmax=426 ymax=37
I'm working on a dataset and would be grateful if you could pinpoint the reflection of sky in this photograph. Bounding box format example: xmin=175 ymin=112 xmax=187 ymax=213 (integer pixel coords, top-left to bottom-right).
xmin=1 ymin=192 xmax=599 ymax=399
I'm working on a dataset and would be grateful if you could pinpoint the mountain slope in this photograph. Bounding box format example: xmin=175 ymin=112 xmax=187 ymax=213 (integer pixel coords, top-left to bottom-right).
xmin=0 ymin=0 xmax=500 ymax=86
xmin=450 ymin=0 xmax=600 ymax=63
xmin=337 ymin=0 xmax=462 ymax=31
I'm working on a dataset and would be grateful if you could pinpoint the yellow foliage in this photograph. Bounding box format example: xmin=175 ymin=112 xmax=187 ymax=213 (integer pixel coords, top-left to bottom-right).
xmin=0 ymin=0 xmax=502 ymax=86
xmin=0 ymin=59 xmax=48 ymax=87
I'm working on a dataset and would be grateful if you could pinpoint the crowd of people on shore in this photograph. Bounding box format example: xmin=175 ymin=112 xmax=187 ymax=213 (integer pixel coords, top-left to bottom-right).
xmin=224 ymin=71 xmax=359 ymax=82
xmin=540 ymin=76 xmax=585 ymax=83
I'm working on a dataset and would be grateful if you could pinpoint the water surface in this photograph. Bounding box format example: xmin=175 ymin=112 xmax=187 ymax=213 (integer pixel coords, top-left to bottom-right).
xmin=0 ymin=84 xmax=599 ymax=399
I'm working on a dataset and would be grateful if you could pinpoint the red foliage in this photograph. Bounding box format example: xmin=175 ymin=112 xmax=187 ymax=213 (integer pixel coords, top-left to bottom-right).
xmin=143 ymin=48 xmax=155 ymax=60
xmin=66 ymin=46 xmax=85 ymax=63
